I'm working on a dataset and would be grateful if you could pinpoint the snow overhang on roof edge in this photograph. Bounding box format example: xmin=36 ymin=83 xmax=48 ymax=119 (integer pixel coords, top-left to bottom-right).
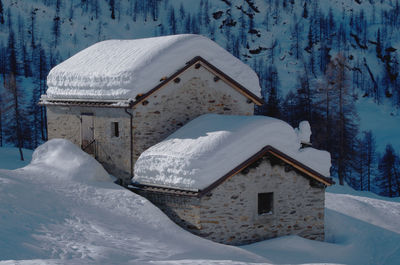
xmin=132 ymin=145 xmax=333 ymax=198
xmin=45 ymin=35 xmax=263 ymax=101
xmin=41 ymin=56 xmax=265 ymax=107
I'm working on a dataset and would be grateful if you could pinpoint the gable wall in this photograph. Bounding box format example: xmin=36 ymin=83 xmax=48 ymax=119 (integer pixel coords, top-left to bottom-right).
xmin=198 ymin=157 xmax=325 ymax=245
xmin=130 ymin=63 xmax=255 ymax=165
xmin=138 ymin=157 xmax=325 ymax=245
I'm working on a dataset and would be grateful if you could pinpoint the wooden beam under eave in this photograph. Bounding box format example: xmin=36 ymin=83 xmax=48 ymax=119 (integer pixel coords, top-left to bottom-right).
xmin=132 ymin=56 xmax=265 ymax=108
xmin=267 ymin=149 xmax=332 ymax=186
xmin=197 ymin=61 xmax=264 ymax=106
xmin=131 ymin=60 xmax=195 ymax=108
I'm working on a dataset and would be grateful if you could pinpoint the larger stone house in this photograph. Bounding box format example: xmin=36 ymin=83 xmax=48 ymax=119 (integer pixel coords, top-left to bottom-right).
xmin=39 ymin=34 xmax=264 ymax=183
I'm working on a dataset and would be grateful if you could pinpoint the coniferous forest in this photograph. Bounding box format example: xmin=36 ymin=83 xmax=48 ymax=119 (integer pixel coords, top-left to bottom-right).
xmin=1 ymin=0 xmax=400 ymax=196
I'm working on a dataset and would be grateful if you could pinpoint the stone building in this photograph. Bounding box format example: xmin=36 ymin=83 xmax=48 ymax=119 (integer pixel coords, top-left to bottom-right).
xmin=39 ymin=34 xmax=263 ymax=183
xmin=132 ymin=114 xmax=333 ymax=245
xmin=39 ymin=34 xmax=332 ymax=245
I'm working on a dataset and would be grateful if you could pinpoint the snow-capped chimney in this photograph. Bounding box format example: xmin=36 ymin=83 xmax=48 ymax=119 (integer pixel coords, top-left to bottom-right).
xmin=295 ymin=121 xmax=312 ymax=148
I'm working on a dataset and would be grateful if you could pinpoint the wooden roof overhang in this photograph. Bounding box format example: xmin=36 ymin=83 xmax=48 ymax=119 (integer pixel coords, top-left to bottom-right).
xmin=39 ymin=56 xmax=265 ymax=108
xmin=129 ymin=183 xmax=200 ymax=197
xmin=132 ymin=145 xmax=334 ymax=198
xmin=38 ymin=98 xmax=132 ymax=108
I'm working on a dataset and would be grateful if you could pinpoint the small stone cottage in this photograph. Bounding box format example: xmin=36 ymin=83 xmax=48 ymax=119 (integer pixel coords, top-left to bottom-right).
xmin=132 ymin=114 xmax=333 ymax=245
xmin=39 ymin=34 xmax=264 ymax=183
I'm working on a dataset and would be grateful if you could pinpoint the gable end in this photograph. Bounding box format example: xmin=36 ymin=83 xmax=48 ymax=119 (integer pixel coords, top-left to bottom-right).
xmin=198 ymin=145 xmax=333 ymax=197
xmin=39 ymin=56 xmax=264 ymax=108
xmin=132 ymin=56 xmax=265 ymax=107
xmin=132 ymin=145 xmax=333 ymax=198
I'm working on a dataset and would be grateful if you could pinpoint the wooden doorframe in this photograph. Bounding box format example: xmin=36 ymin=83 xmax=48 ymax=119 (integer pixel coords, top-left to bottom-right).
xmin=80 ymin=113 xmax=95 ymax=155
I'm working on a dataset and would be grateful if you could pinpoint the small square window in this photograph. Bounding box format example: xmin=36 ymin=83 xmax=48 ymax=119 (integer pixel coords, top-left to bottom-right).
xmin=112 ymin=122 xmax=119 ymax=137
xmin=258 ymin=192 xmax=273 ymax=215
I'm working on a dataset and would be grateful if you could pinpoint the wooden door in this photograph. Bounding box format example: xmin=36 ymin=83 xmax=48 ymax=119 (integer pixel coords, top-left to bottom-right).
xmin=81 ymin=114 xmax=95 ymax=155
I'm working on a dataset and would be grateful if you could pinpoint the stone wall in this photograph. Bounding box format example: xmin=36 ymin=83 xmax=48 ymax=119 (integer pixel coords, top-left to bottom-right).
xmin=47 ymin=106 xmax=81 ymax=146
xmin=47 ymin=106 xmax=132 ymax=180
xmin=136 ymin=191 xmax=202 ymax=231
xmin=46 ymin=62 xmax=255 ymax=183
xmin=130 ymin=63 xmax=255 ymax=163
xmin=138 ymin=156 xmax=325 ymax=245
xmin=198 ymin=156 xmax=325 ymax=245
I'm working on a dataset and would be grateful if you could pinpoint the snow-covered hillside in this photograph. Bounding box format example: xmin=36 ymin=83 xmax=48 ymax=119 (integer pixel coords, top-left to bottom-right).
xmin=1 ymin=141 xmax=400 ymax=264
xmin=0 ymin=140 xmax=265 ymax=264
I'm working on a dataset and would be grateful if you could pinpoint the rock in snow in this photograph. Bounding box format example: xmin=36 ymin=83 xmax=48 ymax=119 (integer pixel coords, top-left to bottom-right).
xmin=46 ymin=34 xmax=261 ymax=100
xmin=134 ymin=114 xmax=331 ymax=190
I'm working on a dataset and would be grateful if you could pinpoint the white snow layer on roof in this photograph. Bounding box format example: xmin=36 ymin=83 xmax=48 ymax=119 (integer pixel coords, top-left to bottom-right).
xmin=46 ymin=34 xmax=261 ymax=100
xmin=134 ymin=114 xmax=331 ymax=190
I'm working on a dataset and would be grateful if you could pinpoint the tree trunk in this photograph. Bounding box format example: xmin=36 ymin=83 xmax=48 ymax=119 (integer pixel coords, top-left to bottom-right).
xmin=6 ymin=74 xmax=24 ymax=161
xmin=367 ymin=149 xmax=371 ymax=191
xmin=12 ymin=75 xmax=24 ymax=161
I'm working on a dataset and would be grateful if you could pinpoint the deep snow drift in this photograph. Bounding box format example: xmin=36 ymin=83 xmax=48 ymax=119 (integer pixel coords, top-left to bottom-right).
xmin=0 ymin=139 xmax=265 ymax=264
xmin=134 ymin=114 xmax=330 ymax=190
xmin=1 ymin=140 xmax=400 ymax=264
xmin=46 ymin=34 xmax=261 ymax=100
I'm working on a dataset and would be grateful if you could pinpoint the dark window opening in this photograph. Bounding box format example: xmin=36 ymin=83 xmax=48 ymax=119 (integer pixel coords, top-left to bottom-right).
xmin=112 ymin=122 xmax=119 ymax=137
xmin=258 ymin=192 xmax=273 ymax=215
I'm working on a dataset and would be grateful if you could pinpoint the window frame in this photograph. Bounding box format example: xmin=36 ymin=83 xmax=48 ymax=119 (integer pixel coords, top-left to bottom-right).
xmin=257 ymin=192 xmax=273 ymax=215
xmin=111 ymin=122 xmax=119 ymax=138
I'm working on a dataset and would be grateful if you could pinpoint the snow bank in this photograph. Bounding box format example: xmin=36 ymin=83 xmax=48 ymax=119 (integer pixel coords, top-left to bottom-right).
xmin=0 ymin=144 xmax=266 ymax=264
xmin=46 ymin=34 xmax=261 ymax=100
xmin=240 ymin=183 xmax=400 ymax=265
xmin=1 ymin=142 xmax=400 ymax=264
xmin=28 ymin=139 xmax=112 ymax=183
xmin=134 ymin=114 xmax=331 ymax=190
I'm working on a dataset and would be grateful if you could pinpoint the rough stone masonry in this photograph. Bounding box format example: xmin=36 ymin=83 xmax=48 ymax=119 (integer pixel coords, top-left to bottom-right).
xmin=137 ymin=155 xmax=325 ymax=245
xmin=47 ymin=62 xmax=254 ymax=183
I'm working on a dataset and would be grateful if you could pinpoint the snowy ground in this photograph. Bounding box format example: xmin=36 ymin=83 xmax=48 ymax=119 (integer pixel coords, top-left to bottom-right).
xmin=0 ymin=147 xmax=33 ymax=170
xmin=1 ymin=140 xmax=400 ymax=265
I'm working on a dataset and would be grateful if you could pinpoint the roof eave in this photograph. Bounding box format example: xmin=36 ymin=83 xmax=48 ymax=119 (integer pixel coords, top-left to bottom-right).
xmin=198 ymin=145 xmax=333 ymax=197
xmin=38 ymin=95 xmax=133 ymax=108
xmin=194 ymin=56 xmax=265 ymax=106
xmin=130 ymin=182 xmax=200 ymax=197
xmin=132 ymin=145 xmax=333 ymax=198
xmin=40 ymin=56 xmax=265 ymax=108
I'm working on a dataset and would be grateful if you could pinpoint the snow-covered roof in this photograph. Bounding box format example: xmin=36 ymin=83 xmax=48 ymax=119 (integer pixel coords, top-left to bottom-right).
xmin=46 ymin=34 xmax=262 ymax=100
xmin=133 ymin=114 xmax=331 ymax=191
